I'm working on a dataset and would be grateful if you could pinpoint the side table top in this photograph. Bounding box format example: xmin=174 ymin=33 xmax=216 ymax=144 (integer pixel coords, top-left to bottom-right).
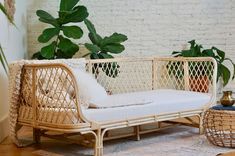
xmin=211 ymin=104 xmax=235 ymax=111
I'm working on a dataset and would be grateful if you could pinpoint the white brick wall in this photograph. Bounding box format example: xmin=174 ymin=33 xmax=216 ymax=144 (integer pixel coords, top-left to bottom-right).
xmin=27 ymin=0 xmax=235 ymax=88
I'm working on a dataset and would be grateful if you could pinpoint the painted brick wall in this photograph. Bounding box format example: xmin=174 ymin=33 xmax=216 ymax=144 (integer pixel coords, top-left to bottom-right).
xmin=27 ymin=0 xmax=235 ymax=88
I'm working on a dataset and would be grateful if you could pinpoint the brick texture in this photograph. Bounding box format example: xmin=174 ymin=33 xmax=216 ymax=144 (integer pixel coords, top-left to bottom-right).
xmin=27 ymin=0 xmax=235 ymax=88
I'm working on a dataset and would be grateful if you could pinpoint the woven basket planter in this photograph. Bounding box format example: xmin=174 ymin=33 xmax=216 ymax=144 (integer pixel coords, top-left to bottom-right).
xmin=203 ymin=109 xmax=235 ymax=147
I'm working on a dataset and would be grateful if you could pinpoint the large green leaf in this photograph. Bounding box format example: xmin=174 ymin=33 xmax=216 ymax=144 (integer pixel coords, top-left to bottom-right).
xmin=60 ymin=0 xmax=79 ymax=11
xmin=60 ymin=6 xmax=88 ymax=24
xmin=88 ymin=33 xmax=102 ymax=45
xmin=101 ymin=43 xmax=125 ymax=54
xmin=84 ymin=19 xmax=103 ymax=45
xmin=181 ymin=50 xmax=193 ymax=57
xmin=101 ymin=33 xmax=128 ymax=46
xmin=36 ymin=10 xmax=59 ymax=27
xmin=38 ymin=28 xmax=60 ymax=43
xmin=85 ymin=43 xmax=100 ymax=53
xmin=58 ymin=36 xmax=79 ymax=55
xmin=188 ymin=40 xmax=195 ymax=48
xmin=40 ymin=42 xmax=56 ymax=59
xmin=219 ymin=64 xmax=231 ymax=86
xmin=224 ymin=58 xmax=235 ymax=80
xmin=90 ymin=53 xmax=99 ymax=59
xmin=212 ymin=46 xmax=225 ymax=61
xmin=202 ymin=49 xmax=215 ymax=57
xmin=84 ymin=19 xmax=96 ymax=35
xmin=62 ymin=26 xmax=83 ymax=39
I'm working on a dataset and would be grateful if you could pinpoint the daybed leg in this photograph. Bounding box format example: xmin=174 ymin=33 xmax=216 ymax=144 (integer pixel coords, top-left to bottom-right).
xmin=134 ymin=126 xmax=140 ymax=141
xmin=198 ymin=114 xmax=204 ymax=135
xmin=33 ymin=128 xmax=41 ymax=144
xmin=95 ymin=129 xmax=103 ymax=156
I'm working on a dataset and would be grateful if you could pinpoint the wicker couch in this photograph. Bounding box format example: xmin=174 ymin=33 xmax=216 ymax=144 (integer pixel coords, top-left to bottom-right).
xmin=14 ymin=57 xmax=217 ymax=156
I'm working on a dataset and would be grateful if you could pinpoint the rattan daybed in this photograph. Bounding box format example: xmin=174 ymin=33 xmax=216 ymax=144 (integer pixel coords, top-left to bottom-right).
xmin=9 ymin=57 xmax=217 ymax=156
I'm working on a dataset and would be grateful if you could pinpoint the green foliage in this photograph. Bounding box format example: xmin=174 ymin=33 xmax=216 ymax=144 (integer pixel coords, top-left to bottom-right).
xmin=0 ymin=45 xmax=8 ymax=74
xmin=33 ymin=0 xmax=88 ymax=59
xmin=84 ymin=19 xmax=127 ymax=78
xmin=84 ymin=19 xmax=128 ymax=59
xmin=172 ymin=40 xmax=235 ymax=86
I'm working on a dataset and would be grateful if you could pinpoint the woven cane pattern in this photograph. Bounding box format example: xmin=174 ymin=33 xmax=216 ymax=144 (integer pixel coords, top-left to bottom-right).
xmin=203 ymin=109 xmax=235 ymax=147
xmin=88 ymin=58 xmax=153 ymax=94
xmin=10 ymin=57 xmax=217 ymax=149
xmin=154 ymin=58 xmax=214 ymax=93
xmin=18 ymin=65 xmax=83 ymax=126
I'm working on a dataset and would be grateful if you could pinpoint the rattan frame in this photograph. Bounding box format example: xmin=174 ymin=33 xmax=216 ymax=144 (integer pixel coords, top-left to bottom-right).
xmin=16 ymin=57 xmax=217 ymax=156
xmin=203 ymin=109 xmax=235 ymax=147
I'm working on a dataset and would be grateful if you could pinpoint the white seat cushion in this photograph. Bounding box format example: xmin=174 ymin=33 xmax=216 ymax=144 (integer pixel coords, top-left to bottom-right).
xmin=82 ymin=89 xmax=211 ymax=122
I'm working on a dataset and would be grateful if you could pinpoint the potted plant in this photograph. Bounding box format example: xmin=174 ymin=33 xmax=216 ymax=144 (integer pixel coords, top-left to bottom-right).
xmin=32 ymin=0 xmax=89 ymax=59
xmin=32 ymin=0 xmax=128 ymax=78
xmin=171 ymin=40 xmax=235 ymax=92
xmin=83 ymin=19 xmax=127 ymax=78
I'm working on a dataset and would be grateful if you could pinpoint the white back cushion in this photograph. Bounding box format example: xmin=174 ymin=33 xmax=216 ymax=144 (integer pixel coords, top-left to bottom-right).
xmin=72 ymin=68 xmax=108 ymax=108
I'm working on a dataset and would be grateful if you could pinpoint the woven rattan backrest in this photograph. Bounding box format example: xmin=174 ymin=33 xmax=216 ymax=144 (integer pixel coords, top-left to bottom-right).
xmin=86 ymin=58 xmax=154 ymax=94
xmin=86 ymin=57 xmax=216 ymax=94
xmin=154 ymin=57 xmax=216 ymax=93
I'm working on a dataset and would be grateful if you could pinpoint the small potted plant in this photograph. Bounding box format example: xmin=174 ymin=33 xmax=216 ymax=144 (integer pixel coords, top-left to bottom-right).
xmin=171 ymin=40 xmax=235 ymax=92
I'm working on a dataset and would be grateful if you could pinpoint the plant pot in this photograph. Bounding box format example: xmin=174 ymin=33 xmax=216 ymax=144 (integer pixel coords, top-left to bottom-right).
xmin=189 ymin=76 xmax=209 ymax=93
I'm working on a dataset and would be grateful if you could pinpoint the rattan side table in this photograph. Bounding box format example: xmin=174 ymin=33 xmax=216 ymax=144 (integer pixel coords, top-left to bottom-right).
xmin=203 ymin=105 xmax=235 ymax=147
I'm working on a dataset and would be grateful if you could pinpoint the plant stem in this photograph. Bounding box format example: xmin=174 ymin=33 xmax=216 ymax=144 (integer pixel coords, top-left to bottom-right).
xmin=0 ymin=44 xmax=8 ymax=74
xmin=53 ymin=33 xmax=60 ymax=58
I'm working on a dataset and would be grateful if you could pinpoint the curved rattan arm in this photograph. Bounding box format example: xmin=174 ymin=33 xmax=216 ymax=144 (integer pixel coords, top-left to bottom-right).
xmin=21 ymin=63 xmax=92 ymax=130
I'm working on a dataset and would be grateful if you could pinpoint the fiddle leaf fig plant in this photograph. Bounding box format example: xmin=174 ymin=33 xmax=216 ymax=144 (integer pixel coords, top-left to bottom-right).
xmin=84 ymin=19 xmax=128 ymax=59
xmin=172 ymin=40 xmax=235 ymax=86
xmin=33 ymin=0 xmax=89 ymax=59
xmin=84 ymin=19 xmax=128 ymax=78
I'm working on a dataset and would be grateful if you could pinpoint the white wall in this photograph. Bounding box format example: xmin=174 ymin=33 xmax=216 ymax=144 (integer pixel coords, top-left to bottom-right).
xmin=0 ymin=0 xmax=27 ymax=142
xmin=27 ymin=0 xmax=235 ymax=89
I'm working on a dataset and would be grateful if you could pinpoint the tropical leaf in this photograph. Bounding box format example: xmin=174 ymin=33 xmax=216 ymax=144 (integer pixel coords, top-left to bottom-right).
xmin=84 ymin=19 xmax=103 ymax=45
xmin=219 ymin=64 xmax=231 ymax=86
xmin=84 ymin=19 xmax=96 ymax=35
xmin=85 ymin=43 xmax=100 ymax=53
xmin=88 ymin=33 xmax=102 ymax=45
xmin=58 ymin=36 xmax=79 ymax=55
xmin=212 ymin=46 xmax=225 ymax=61
xmin=101 ymin=43 xmax=125 ymax=54
xmin=36 ymin=10 xmax=59 ymax=27
xmin=38 ymin=28 xmax=60 ymax=43
xmin=60 ymin=6 xmax=88 ymax=24
xmin=202 ymin=49 xmax=215 ymax=57
xmin=224 ymin=58 xmax=235 ymax=80
xmin=40 ymin=42 xmax=56 ymax=59
xmin=62 ymin=26 xmax=83 ymax=39
xmin=101 ymin=33 xmax=128 ymax=46
xmin=60 ymin=0 xmax=80 ymax=11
